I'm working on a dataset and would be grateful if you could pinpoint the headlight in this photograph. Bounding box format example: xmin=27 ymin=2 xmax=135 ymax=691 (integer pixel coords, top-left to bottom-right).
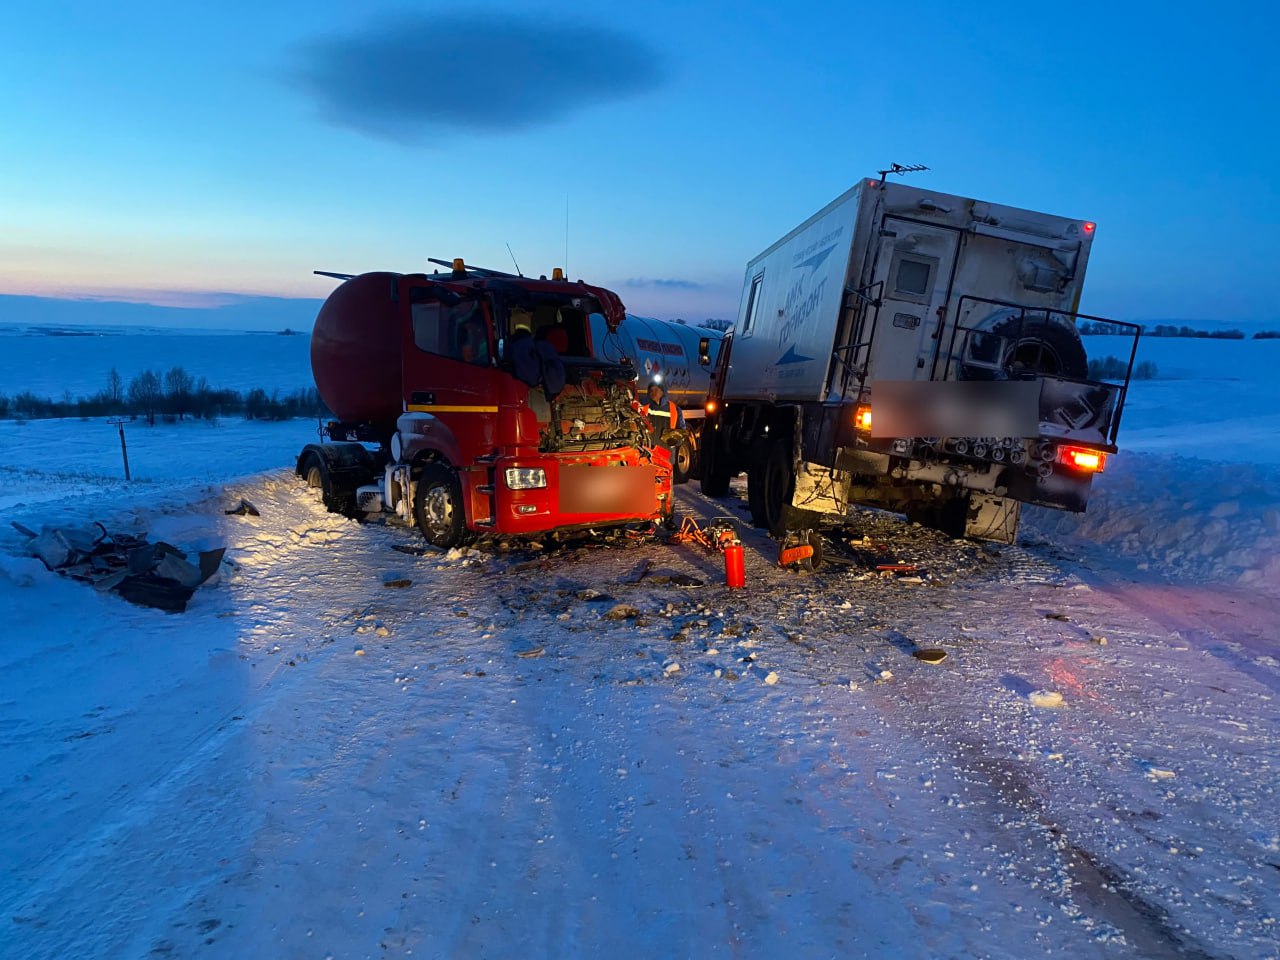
xmin=504 ymin=467 xmax=547 ymax=490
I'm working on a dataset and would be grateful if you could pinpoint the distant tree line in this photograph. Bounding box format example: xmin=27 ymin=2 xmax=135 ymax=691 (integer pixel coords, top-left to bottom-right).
xmin=1087 ymin=356 xmax=1158 ymax=380
xmin=697 ymin=318 xmax=734 ymax=332
xmin=0 ymin=365 xmax=328 ymax=424
xmin=1077 ymin=321 xmax=1130 ymax=336
xmin=1139 ymin=324 xmax=1242 ymax=339
xmin=1081 ymin=321 xmax=1278 ymax=340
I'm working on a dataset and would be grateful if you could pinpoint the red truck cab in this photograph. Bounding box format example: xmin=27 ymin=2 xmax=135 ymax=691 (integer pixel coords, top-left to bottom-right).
xmin=298 ymin=261 xmax=673 ymax=547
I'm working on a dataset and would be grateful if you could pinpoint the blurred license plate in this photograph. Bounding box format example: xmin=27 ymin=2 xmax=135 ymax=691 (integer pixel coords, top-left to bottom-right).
xmin=559 ymin=465 xmax=654 ymax=515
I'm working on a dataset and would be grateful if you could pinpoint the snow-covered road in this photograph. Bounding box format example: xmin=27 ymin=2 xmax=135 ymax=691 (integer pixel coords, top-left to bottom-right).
xmin=2 ymin=474 xmax=1278 ymax=959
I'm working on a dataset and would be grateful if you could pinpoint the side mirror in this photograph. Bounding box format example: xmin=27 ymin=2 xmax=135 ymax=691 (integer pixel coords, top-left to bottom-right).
xmin=698 ymin=337 xmax=711 ymax=366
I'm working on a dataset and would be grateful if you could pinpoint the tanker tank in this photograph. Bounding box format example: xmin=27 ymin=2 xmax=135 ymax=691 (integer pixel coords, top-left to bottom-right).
xmin=309 ymin=272 xmax=404 ymax=425
xmin=589 ymin=314 xmax=725 ymax=410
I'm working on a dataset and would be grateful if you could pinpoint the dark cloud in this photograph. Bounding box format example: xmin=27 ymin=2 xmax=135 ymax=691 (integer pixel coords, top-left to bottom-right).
xmin=292 ymin=13 xmax=664 ymax=141
xmin=622 ymin=277 xmax=704 ymax=290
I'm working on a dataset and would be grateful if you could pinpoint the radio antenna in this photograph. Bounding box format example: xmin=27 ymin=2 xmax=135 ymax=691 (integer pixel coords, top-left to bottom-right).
xmin=877 ymin=162 xmax=929 ymax=184
xmin=564 ymin=195 xmax=569 ymax=279
xmin=505 ymin=243 xmax=523 ymax=277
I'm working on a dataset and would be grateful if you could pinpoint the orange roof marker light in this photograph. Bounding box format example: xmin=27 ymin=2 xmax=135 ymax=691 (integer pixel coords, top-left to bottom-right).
xmin=1058 ymin=445 xmax=1106 ymax=473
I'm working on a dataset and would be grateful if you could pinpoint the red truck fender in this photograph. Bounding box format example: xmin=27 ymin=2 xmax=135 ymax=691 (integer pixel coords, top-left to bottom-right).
xmin=395 ymin=411 xmax=465 ymax=471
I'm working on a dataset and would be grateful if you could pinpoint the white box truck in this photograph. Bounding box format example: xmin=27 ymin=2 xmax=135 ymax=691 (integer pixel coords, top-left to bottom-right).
xmin=699 ymin=176 xmax=1141 ymax=544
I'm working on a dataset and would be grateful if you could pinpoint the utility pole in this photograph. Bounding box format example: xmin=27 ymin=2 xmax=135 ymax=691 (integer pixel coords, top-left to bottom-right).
xmin=107 ymin=418 xmax=131 ymax=481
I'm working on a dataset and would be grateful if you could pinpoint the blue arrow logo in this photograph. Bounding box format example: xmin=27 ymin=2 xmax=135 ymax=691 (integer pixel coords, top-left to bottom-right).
xmin=795 ymin=244 xmax=837 ymax=274
xmin=776 ymin=344 xmax=814 ymax=365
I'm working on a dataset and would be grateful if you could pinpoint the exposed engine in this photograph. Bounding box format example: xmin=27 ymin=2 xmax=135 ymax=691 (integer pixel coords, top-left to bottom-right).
xmin=542 ymin=376 xmax=650 ymax=453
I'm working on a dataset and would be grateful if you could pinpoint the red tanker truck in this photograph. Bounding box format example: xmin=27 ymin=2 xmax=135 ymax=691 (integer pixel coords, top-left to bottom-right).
xmin=297 ymin=259 xmax=673 ymax=548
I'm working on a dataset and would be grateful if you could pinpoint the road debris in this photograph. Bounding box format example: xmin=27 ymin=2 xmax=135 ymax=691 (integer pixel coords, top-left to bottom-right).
xmin=1028 ymin=690 xmax=1065 ymax=708
xmin=13 ymin=521 xmax=223 ymax=613
xmin=912 ymin=648 xmax=948 ymax=664
xmin=604 ymin=603 xmax=641 ymax=620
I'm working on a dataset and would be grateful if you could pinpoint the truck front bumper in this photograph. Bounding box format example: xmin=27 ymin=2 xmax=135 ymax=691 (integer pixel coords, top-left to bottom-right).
xmin=469 ymin=447 xmax=673 ymax=538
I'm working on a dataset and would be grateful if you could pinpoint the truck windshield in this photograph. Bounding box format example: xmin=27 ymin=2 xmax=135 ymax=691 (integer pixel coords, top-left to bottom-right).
xmin=504 ymin=295 xmax=598 ymax=358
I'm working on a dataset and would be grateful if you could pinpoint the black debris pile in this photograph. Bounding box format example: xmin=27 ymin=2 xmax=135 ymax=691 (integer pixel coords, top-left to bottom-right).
xmin=12 ymin=521 xmax=225 ymax=613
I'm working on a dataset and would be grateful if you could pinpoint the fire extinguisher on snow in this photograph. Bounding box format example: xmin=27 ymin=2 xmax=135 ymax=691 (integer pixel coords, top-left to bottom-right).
xmin=672 ymin=516 xmax=747 ymax=588
xmin=707 ymin=519 xmax=745 ymax=589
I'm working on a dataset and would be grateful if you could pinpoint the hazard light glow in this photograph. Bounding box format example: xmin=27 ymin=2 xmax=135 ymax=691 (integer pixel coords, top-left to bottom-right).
xmin=1058 ymin=445 xmax=1105 ymax=472
xmin=855 ymin=405 xmax=872 ymax=432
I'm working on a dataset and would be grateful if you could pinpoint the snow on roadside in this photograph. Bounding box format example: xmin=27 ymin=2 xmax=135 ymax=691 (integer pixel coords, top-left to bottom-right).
xmin=1025 ymin=452 xmax=1280 ymax=592
xmin=0 ymin=418 xmax=316 ymax=513
xmin=2 ymin=466 xmax=1278 ymax=959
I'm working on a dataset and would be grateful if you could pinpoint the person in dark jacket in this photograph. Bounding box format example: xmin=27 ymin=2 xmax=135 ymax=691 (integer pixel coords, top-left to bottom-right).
xmin=641 ymin=380 xmax=685 ymax=435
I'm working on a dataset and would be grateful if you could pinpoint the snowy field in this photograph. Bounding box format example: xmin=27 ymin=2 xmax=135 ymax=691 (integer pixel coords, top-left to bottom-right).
xmin=0 ymin=327 xmax=314 ymax=398
xmin=1 ymin=331 xmax=1279 ymax=959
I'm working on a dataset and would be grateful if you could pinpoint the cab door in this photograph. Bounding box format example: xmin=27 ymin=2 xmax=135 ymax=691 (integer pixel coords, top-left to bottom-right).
xmin=399 ymin=282 xmax=503 ymax=459
xmin=865 ymin=216 xmax=961 ymax=382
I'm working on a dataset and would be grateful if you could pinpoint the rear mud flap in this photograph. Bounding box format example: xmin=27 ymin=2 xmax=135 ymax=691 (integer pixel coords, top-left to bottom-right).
xmin=965 ymin=495 xmax=1021 ymax=544
xmin=790 ymin=461 xmax=848 ymax=518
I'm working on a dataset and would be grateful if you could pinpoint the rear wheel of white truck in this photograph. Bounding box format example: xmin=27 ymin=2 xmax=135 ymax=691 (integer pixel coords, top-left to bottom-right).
xmin=752 ymin=441 xmax=795 ymax=536
xmin=413 ymin=463 xmax=471 ymax=549
xmin=700 ymin=433 xmax=731 ymax=498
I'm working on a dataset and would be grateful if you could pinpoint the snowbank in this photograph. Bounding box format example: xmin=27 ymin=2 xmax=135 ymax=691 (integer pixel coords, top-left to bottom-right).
xmin=1025 ymin=451 xmax=1280 ymax=591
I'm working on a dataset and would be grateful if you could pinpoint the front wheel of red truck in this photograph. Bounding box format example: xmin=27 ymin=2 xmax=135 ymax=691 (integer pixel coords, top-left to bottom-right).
xmin=414 ymin=463 xmax=472 ymax=549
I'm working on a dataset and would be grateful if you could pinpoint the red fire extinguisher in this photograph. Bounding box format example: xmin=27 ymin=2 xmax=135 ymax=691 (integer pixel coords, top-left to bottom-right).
xmin=708 ymin=519 xmax=746 ymax=589
xmin=723 ymin=540 xmax=746 ymax=589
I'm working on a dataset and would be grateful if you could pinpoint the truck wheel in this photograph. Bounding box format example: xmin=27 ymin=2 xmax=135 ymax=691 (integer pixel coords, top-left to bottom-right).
xmin=700 ymin=434 xmax=731 ymax=498
xmin=747 ymin=455 xmax=768 ymax=528
xmin=300 ymin=452 xmax=355 ymax=516
xmin=413 ymin=463 xmax=471 ymax=549
xmin=758 ymin=442 xmax=796 ymax=536
xmin=961 ymin=316 xmax=1087 ymax=381
xmin=671 ymin=437 xmax=694 ymax=485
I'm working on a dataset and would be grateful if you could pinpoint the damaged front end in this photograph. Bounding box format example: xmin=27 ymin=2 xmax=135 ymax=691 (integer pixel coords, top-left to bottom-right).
xmin=538 ymin=359 xmax=652 ymax=454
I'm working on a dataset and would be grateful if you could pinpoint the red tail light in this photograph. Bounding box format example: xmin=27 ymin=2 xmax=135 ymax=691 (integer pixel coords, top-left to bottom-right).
xmin=1058 ymin=445 xmax=1106 ymax=472
xmin=705 ymin=399 xmax=718 ymax=414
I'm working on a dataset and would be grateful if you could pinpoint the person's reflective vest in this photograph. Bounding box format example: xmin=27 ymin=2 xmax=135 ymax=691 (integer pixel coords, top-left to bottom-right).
xmin=641 ymin=399 xmax=680 ymax=434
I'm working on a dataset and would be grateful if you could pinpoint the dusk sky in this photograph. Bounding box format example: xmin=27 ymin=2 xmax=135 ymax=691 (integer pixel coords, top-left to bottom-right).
xmin=2 ymin=0 xmax=1275 ymax=325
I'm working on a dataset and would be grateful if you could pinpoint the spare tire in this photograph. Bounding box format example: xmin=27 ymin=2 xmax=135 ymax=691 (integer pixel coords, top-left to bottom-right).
xmin=959 ymin=311 xmax=1087 ymax=381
